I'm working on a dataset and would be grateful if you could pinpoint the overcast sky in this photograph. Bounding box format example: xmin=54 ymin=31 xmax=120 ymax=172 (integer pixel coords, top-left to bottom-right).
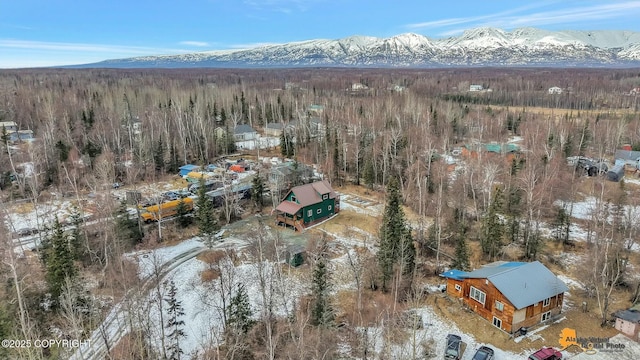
xmin=2 ymin=0 xmax=640 ymax=68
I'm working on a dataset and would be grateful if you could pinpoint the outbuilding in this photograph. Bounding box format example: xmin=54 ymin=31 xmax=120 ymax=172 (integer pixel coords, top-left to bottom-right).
xmin=179 ymin=164 xmax=201 ymax=177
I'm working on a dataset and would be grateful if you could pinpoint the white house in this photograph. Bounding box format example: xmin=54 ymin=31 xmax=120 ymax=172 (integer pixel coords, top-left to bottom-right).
xmin=0 ymin=121 xmax=18 ymax=133
xmin=234 ymin=124 xmax=257 ymax=141
xmin=548 ymin=86 xmax=563 ymax=94
xmin=631 ymin=87 xmax=640 ymax=95
xmin=351 ymin=83 xmax=369 ymax=91
xmin=469 ymin=84 xmax=483 ymax=92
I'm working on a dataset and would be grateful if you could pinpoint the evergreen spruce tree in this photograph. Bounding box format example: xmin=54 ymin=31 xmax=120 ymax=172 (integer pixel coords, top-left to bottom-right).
xmin=196 ymin=178 xmax=218 ymax=248
xmin=0 ymin=127 xmax=10 ymax=146
xmin=311 ymin=255 xmax=334 ymax=327
xmin=164 ymin=281 xmax=185 ymax=360
xmin=551 ymin=205 xmax=571 ymax=244
xmin=480 ymin=188 xmax=504 ymax=260
xmin=251 ymin=171 xmax=265 ymax=211
xmin=114 ymin=200 xmax=143 ymax=246
xmin=175 ymin=199 xmax=192 ymax=228
xmin=167 ymin=142 xmax=180 ymax=174
xmin=154 ymin=136 xmax=165 ymax=172
xmin=68 ymin=205 xmax=84 ymax=262
xmin=377 ymin=177 xmax=415 ymax=292
xmin=226 ymin=284 xmax=255 ymax=335
xmin=280 ymin=131 xmax=287 ymax=157
xmin=44 ymin=218 xmax=78 ymax=302
xmin=363 ymin=159 xmax=375 ymax=189
xmin=452 ymin=236 xmax=471 ymax=271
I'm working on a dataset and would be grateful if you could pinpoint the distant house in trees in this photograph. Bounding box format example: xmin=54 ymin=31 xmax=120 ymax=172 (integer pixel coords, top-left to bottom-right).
xmin=0 ymin=121 xmax=18 ymax=133
xmin=269 ymin=162 xmax=314 ymax=191
xmin=9 ymin=130 xmax=34 ymax=142
xmin=440 ymin=261 xmax=568 ymax=334
xmin=548 ymin=86 xmax=563 ymax=94
xmin=234 ymin=124 xmax=257 ymax=141
xmin=469 ymin=84 xmax=484 ymax=92
xmin=274 ymin=180 xmax=339 ymax=232
xmin=351 ymin=83 xmax=369 ymax=91
xmin=307 ymin=104 xmax=324 ymax=115
xmin=264 ymin=122 xmax=284 ymax=136
xmin=631 ymin=87 xmax=640 ymax=95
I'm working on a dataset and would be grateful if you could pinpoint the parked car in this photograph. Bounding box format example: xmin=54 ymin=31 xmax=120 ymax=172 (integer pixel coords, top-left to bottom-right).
xmin=471 ymin=346 xmax=494 ymax=360
xmin=444 ymin=334 xmax=462 ymax=360
xmin=13 ymin=227 xmax=38 ymax=237
xmin=162 ymin=191 xmax=181 ymax=201
xmin=528 ymin=347 xmax=562 ymax=360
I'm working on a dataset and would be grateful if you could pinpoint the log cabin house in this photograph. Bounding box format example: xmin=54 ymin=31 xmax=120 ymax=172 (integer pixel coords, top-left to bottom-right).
xmin=440 ymin=261 xmax=569 ymax=334
xmin=274 ymin=180 xmax=339 ymax=232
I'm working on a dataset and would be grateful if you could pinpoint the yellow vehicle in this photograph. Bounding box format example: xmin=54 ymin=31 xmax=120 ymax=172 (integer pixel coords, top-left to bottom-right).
xmin=140 ymin=197 xmax=194 ymax=223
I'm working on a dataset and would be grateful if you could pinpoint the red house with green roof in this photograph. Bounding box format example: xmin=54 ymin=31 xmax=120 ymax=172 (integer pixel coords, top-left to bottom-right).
xmin=275 ymin=180 xmax=339 ymax=231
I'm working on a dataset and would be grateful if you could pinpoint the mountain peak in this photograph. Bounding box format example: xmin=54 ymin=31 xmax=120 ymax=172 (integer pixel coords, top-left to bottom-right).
xmin=70 ymin=27 xmax=640 ymax=69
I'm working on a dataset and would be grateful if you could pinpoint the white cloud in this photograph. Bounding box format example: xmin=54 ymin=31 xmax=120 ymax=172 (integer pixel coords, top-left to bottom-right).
xmin=408 ymin=1 xmax=640 ymax=35
xmin=0 ymin=39 xmax=188 ymax=55
xmin=179 ymin=41 xmax=210 ymax=47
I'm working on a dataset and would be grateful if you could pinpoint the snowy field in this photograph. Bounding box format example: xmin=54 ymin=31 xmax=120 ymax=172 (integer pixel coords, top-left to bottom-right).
xmin=3 ymin=199 xmax=84 ymax=232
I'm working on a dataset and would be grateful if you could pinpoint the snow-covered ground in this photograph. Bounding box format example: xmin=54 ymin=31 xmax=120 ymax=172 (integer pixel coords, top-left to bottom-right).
xmin=3 ymin=199 xmax=84 ymax=232
xmin=235 ymin=136 xmax=280 ymax=150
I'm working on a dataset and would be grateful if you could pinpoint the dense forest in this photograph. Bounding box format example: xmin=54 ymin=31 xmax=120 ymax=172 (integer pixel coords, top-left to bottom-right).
xmin=1 ymin=67 xmax=639 ymax=359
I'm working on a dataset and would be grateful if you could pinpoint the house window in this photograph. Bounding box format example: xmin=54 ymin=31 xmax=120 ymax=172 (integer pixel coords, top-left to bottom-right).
xmin=307 ymin=210 xmax=312 ymax=217
xmin=328 ymin=205 xmax=332 ymax=211
xmin=495 ymin=301 xmax=504 ymax=312
xmin=454 ymin=284 xmax=462 ymax=292
xmin=291 ymin=196 xmax=297 ymax=202
xmin=317 ymin=208 xmax=322 ymax=214
xmin=542 ymin=311 xmax=552 ymax=322
xmin=323 ymin=194 xmax=328 ymax=200
xmin=543 ymin=298 xmax=551 ymax=307
xmin=492 ymin=316 xmax=502 ymax=329
xmin=470 ymin=286 xmax=486 ymax=305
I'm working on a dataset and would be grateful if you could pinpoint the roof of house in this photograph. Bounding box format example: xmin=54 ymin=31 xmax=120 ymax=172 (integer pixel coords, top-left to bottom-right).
xmin=275 ymin=201 xmax=302 ymax=215
xmin=440 ymin=261 xmax=568 ymax=309
xmin=289 ymin=180 xmax=336 ymax=206
xmin=265 ymin=123 xmax=284 ymax=130
xmin=234 ymin=124 xmax=256 ymax=134
xmin=276 ymin=180 xmax=337 ymax=215
xmin=0 ymin=121 xmax=17 ymax=127
xmin=615 ymin=149 xmax=640 ymax=161
xmin=179 ymin=164 xmax=200 ymax=170
xmin=614 ymin=309 xmax=640 ymax=323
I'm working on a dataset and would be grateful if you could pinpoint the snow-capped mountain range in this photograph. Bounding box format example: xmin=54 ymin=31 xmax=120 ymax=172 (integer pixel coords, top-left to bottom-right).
xmin=74 ymin=27 xmax=640 ymax=68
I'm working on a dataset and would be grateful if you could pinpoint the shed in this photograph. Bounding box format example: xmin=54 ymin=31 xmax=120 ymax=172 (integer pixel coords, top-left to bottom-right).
xmin=614 ymin=308 xmax=640 ymax=341
xmin=607 ymin=164 xmax=625 ymax=182
xmin=283 ymin=244 xmax=306 ymax=267
xmin=179 ymin=164 xmax=201 ymax=177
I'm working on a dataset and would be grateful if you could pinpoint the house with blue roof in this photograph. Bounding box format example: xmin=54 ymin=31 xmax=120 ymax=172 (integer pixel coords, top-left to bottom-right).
xmin=440 ymin=261 xmax=568 ymax=334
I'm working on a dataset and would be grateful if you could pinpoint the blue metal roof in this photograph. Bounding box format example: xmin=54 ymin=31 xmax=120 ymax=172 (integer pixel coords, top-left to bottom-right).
xmin=179 ymin=164 xmax=200 ymax=170
xmin=440 ymin=269 xmax=467 ymax=280
xmin=441 ymin=261 xmax=568 ymax=309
